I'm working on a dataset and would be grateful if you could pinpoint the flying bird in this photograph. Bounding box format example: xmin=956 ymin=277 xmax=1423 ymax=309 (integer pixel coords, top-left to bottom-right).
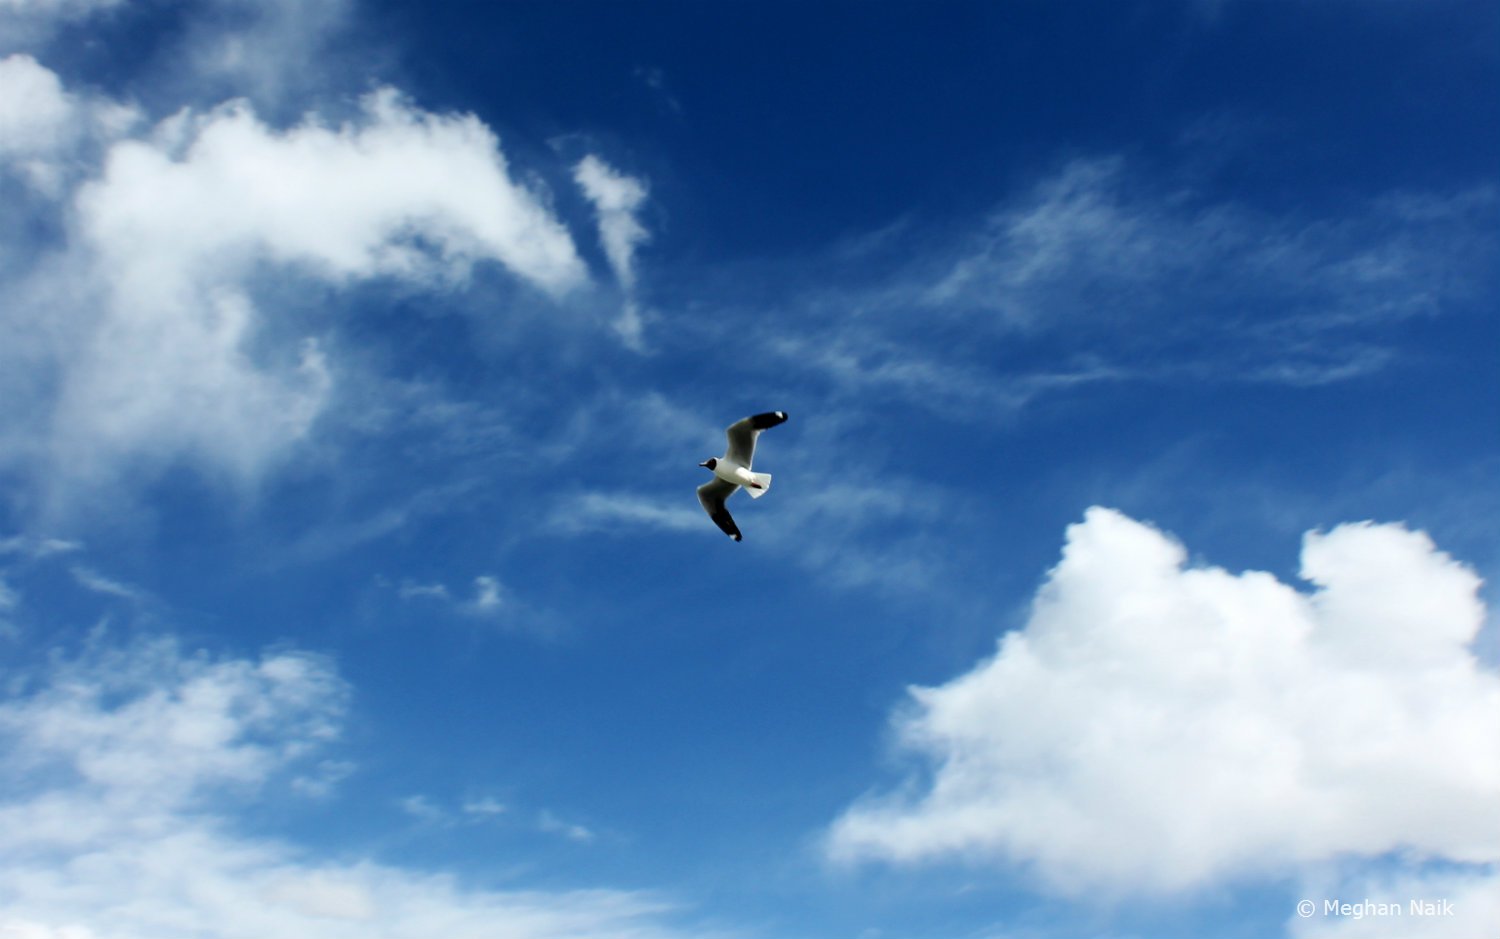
xmin=696 ymin=411 xmax=789 ymax=542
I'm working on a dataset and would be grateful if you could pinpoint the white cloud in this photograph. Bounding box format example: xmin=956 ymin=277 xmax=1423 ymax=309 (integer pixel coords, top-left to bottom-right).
xmin=397 ymin=581 xmax=451 ymax=601
xmin=67 ymin=565 xmax=147 ymax=602
xmin=0 ymin=575 xmax=16 ymax=638
xmin=289 ymin=758 xmax=354 ymax=799
xmin=633 ymin=67 xmax=682 ymax=115
xmin=399 ymin=793 xmax=447 ymax=823
xmin=0 ymin=636 xmax=347 ymax=812
xmin=461 ymin=796 xmax=507 ymax=818
xmin=924 ymin=159 xmax=1495 ymax=342
xmin=13 ymin=81 xmax=589 ymax=499
xmin=573 ymin=154 xmax=652 ymax=348
xmin=762 ymin=160 xmax=1496 ymax=420
xmin=767 ymin=329 xmax=1128 ymax=418
xmin=179 ymin=0 xmax=354 ymax=106
xmin=0 ymin=54 xmax=72 ymax=155
xmin=0 ymin=0 xmax=122 ymax=50
xmin=755 ymin=476 xmax=953 ymax=593
xmin=0 ymin=0 xmax=349 ymax=107
xmin=611 ymin=300 xmax=649 ymax=350
xmin=0 ymin=636 xmax=695 ymax=939
xmin=550 ymin=492 xmax=707 ymax=536
xmin=0 ymin=0 xmax=121 ymax=16
xmin=471 ymin=575 xmax=504 ymax=613
xmin=547 ymin=412 xmax=958 ymax=596
xmin=538 ymin=809 xmax=595 ymax=844
xmin=573 ymin=155 xmax=648 ymax=290
xmin=0 ymin=535 xmax=80 ymax=558
xmin=80 ymin=88 xmax=585 ymax=296
xmin=828 ymin=508 xmax=1500 ymax=896
xmin=396 ymin=574 xmax=516 ymax=620
xmin=926 ymin=158 xmax=1158 ymax=323
xmin=0 ymin=54 xmax=138 ymax=194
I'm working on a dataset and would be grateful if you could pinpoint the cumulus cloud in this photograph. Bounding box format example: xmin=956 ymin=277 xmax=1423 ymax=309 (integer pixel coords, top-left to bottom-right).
xmin=10 ymin=78 xmax=589 ymax=500
xmin=573 ymin=154 xmax=651 ymax=348
xmin=828 ymin=508 xmax=1500 ymax=900
xmin=0 ymin=54 xmax=138 ymax=194
xmin=80 ymin=87 xmax=584 ymax=295
xmin=0 ymin=636 xmax=347 ymax=813
xmin=0 ymin=637 xmax=691 ymax=939
xmin=0 ymin=53 xmax=72 ymax=155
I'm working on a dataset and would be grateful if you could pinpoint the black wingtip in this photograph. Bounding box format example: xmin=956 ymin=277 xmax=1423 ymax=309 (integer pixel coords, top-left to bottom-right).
xmin=749 ymin=411 xmax=789 ymax=430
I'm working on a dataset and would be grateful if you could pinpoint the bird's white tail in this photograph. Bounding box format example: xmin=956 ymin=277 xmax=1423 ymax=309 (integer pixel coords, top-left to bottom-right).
xmin=744 ymin=472 xmax=772 ymax=498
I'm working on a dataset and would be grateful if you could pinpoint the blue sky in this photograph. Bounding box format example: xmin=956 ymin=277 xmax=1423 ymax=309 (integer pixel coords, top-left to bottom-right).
xmin=1 ymin=2 xmax=1498 ymax=937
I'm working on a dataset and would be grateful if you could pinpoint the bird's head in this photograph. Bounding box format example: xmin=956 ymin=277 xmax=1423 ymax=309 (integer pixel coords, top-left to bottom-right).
xmin=698 ymin=458 xmax=718 ymax=470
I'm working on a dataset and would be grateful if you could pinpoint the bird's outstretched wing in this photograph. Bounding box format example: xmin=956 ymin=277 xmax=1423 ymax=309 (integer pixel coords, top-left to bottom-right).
xmin=724 ymin=411 xmax=788 ymax=469
xmin=696 ymin=478 xmax=743 ymax=541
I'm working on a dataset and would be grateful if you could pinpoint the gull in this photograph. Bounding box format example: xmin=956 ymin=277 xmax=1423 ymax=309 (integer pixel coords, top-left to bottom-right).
xmin=697 ymin=411 xmax=789 ymax=542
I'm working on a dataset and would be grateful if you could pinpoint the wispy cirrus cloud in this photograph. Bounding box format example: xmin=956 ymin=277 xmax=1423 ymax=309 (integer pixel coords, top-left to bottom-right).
xmin=549 ymin=491 xmax=706 ymax=536
xmin=0 ymin=0 xmax=125 ymax=51
xmin=462 ymin=795 xmax=508 ymax=819
xmin=399 ymin=791 xmax=599 ymax=848
xmin=68 ymin=563 xmax=148 ymax=602
xmin=397 ymin=574 xmax=511 ymax=616
xmin=176 ymin=0 xmax=358 ymax=108
xmin=574 ymin=155 xmax=649 ymax=293
xmin=538 ymin=808 xmax=596 ymax=844
xmin=0 ymin=534 xmax=79 ymax=558
xmin=713 ymin=157 xmax=1497 ymax=424
xmin=0 ymin=575 xmax=16 ymax=638
xmin=922 ymin=159 xmax=1495 ymax=339
xmin=574 ymin=154 xmax=652 ymax=349
xmin=550 ymin=466 xmax=960 ymax=597
xmin=828 ymin=509 xmax=1500 ymax=907
xmin=390 ymin=571 xmax=558 ymax=638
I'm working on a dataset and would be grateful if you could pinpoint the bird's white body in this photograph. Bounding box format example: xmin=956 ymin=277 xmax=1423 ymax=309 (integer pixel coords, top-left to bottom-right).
xmin=711 ymin=459 xmax=772 ymax=498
